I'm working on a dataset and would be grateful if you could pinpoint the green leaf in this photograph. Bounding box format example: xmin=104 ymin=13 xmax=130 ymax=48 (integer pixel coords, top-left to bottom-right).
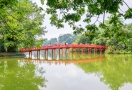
xmin=124 ymin=8 xmax=132 ymax=19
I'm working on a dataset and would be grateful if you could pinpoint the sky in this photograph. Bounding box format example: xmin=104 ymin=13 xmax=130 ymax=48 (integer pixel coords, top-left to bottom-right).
xmin=33 ymin=0 xmax=132 ymax=40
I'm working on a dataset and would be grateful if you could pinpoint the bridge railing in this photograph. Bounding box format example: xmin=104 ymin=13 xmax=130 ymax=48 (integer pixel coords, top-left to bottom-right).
xmin=20 ymin=48 xmax=30 ymax=52
xmin=20 ymin=44 xmax=108 ymax=52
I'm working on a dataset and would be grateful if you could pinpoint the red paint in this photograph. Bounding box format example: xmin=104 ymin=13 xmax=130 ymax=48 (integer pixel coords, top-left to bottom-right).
xmin=20 ymin=44 xmax=108 ymax=59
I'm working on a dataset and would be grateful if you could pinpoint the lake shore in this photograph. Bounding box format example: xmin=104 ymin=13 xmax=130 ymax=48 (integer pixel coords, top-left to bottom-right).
xmin=0 ymin=52 xmax=25 ymax=57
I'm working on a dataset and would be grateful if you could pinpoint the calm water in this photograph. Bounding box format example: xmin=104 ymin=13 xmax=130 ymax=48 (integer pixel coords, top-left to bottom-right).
xmin=0 ymin=52 xmax=132 ymax=90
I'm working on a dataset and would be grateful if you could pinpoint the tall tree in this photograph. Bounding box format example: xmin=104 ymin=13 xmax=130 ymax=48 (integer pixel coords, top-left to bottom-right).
xmin=0 ymin=0 xmax=45 ymax=52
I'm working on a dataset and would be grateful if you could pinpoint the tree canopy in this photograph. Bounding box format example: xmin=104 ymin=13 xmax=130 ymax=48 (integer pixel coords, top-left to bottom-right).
xmin=0 ymin=0 xmax=132 ymax=52
xmin=0 ymin=0 xmax=45 ymax=52
xmin=1 ymin=0 xmax=132 ymax=35
xmin=45 ymin=0 xmax=132 ymax=35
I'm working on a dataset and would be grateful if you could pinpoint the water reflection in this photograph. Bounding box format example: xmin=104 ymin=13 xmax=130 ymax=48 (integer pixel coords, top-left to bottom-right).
xmin=24 ymin=49 xmax=103 ymax=60
xmin=1 ymin=54 xmax=132 ymax=90
xmin=77 ymin=54 xmax=132 ymax=90
xmin=0 ymin=58 xmax=46 ymax=90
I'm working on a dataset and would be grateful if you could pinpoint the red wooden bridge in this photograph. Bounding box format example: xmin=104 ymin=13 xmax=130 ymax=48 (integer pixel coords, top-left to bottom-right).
xmin=20 ymin=44 xmax=108 ymax=59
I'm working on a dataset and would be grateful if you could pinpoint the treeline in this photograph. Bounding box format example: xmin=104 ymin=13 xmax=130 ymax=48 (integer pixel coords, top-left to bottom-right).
xmin=43 ymin=34 xmax=77 ymax=45
xmin=74 ymin=21 xmax=132 ymax=54
xmin=43 ymin=21 xmax=132 ymax=54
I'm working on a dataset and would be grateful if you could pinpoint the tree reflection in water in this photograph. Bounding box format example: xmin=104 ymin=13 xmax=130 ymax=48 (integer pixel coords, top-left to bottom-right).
xmin=0 ymin=58 xmax=46 ymax=90
xmin=77 ymin=55 xmax=132 ymax=90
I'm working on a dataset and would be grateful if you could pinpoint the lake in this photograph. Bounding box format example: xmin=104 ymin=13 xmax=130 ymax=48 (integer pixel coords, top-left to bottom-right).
xmin=0 ymin=52 xmax=132 ymax=90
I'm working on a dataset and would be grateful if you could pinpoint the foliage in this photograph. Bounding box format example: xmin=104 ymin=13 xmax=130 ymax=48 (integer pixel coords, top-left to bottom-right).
xmin=1 ymin=0 xmax=132 ymax=52
xmin=58 ymin=34 xmax=77 ymax=44
xmin=74 ymin=34 xmax=92 ymax=44
xmin=43 ymin=34 xmax=77 ymax=45
xmin=0 ymin=0 xmax=45 ymax=52
xmin=44 ymin=0 xmax=132 ymax=35
xmin=43 ymin=38 xmax=58 ymax=45
xmin=74 ymin=17 xmax=132 ymax=53
xmin=0 ymin=0 xmax=18 ymax=9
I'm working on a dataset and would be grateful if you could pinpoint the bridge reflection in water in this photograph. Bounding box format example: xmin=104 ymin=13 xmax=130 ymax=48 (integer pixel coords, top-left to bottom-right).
xmin=20 ymin=56 xmax=107 ymax=65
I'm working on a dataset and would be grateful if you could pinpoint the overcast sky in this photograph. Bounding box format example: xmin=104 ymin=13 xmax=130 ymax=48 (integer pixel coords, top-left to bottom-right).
xmin=33 ymin=0 xmax=132 ymax=40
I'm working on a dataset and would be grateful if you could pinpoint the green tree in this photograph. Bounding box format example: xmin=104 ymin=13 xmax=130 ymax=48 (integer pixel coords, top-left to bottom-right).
xmin=74 ymin=34 xmax=92 ymax=44
xmin=0 ymin=0 xmax=45 ymax=52
xmin=45 ymin=0 xmax=132 ymax=35
xmin=90 ymin=16 xmax=132 ymax=53
xmin=1 ymin=0 xmax=132 ymax=36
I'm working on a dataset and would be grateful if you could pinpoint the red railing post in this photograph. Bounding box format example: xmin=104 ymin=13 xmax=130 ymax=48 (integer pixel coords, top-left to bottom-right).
xmin=68 ymin=48 xmax=70 ymax=60
xmin=58 ymin=49 xmax=60 ymax=60
xmin=54 ymin=49 xmax=56 ymax=60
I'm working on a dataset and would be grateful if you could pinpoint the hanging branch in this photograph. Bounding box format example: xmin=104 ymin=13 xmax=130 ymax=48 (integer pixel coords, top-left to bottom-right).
xmin=119 ymin=8 xmax=125 ymax=13
xmin=94 ymin=15 xmax=99 ymax=24
xmin=123 ymin=0 xmax=132 ymax=12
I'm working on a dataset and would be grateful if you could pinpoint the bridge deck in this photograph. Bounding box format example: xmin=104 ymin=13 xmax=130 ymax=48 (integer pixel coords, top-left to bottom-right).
xmin=20 ymin=44 xmax=108 ymax=52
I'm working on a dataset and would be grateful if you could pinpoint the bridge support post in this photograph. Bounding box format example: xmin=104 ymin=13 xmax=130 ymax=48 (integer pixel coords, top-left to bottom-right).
xmin=94 ymin=48 xmax=97 ymax=54
xmin=29 ymin=51 xmax=32 ymax=59
xmin=65 ymin=48 xmax=67 ymax=59
xmin=64 ymin=48 xmax=66 ymax=59
xmin=68 ymin=48 xmax=70 ymax=60
xmin=47 ymin=50 xmax=48 ymax=60
xmin=52 ymin=49 xmax=53 ymax=59
xmin=58 ymin=49 xmax=60 ymax=60
xmin=62 ymin=48 xmax=64 ymax=59
xmin=37 ymin=50 xmax=38 ymax=59
xmin=54 ymin=49 xmax=56 ymax=60
xmin=72 ymin=48 xmax=73 ymax=59
xmin=90 ymin=48 xmax=92 ymax=54
xmin=29 ymin=52 xmax=30 ymax=58
xmin=39 ymin=50 xmax=40 ymax=59
xmin=78 ymin=48 xmax=80 ymax=59
xmin=38 ymin=50 xmax=40 ymax=59
xmin=100 ymin=49 xmax=102 ymax=55
xmin=37 ymin=50 xmax=40 ymax=59
xmin=44 ymin=50 xmax=46 ymax=60
xmin=88 ymin=48 xmax=92 ymax=54
xmin=75 ymin=48 xmax=77 ymax=59
xmin=83 ymin=48 xmax=86 ymax=59
xmin=45 ymin=50 xmax=48 ymax=60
